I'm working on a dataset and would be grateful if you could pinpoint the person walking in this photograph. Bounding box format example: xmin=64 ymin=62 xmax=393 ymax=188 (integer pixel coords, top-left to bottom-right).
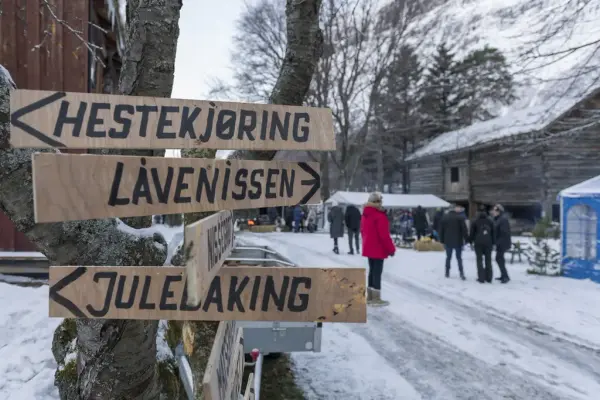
xmin=469 ymin=206 xmax=495 ymax=283
xmin=492 ymin=204 xmax=512 ymax=283
xmin=361 ymin=192 xmax=396 ymax=306
xmin=345 ymin=204 xmax=362 ymax=254
xmin=413 ymin=205 xmax=429 ymax=240
xmin=439 ymin=204 xmax=469 ymax=280
xmin=328 ymin=202 xmax=344 ymax=254
xmin=293 ymin=204 xmax=304 ymax=233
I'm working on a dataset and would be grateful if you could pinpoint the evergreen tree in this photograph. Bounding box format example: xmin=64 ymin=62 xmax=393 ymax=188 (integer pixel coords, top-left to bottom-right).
xmin=420 ymin=42 xmax=461 ymax=137
xmin=455 ymin=46 xmax=516 ymax=125
xmin=380 ymin=45 xmax=424 ymax=192
xmin=524 ymin=217 xmax=561 ymax=276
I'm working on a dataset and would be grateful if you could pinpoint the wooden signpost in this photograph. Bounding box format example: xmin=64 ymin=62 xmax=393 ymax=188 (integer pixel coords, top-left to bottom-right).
xmin=184 ymin=210 xmax=235 ymax=307
xmin=32 ymin=153 xmax=321 ymax=223
xmin=10 ymin=87 xmax=367 ymax=399
xmin=244 ymin=373 xmax=255 ymax=400
xmin=202 ymin=321 xmax=245 ymax=400
xmin=10 ymin=89 xmax=335 ymax=150
xmin=48 ymin=266 xmax=367 ymax=322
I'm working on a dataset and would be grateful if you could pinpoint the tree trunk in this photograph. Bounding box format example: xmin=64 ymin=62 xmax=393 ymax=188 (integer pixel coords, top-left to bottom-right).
xmin=0 ymin=1 xmax=182 ymax=399
xmin=172 ymin=1 xmax=324 ymax=399
xmin=228 ymin=0 xmax=323 ymax=163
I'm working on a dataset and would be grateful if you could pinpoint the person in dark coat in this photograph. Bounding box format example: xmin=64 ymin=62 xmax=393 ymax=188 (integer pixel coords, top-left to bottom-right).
xmin=328 ymin=203 xmax=344 ymax=254
xmin=469 ymin=207 xmax=495 ymax=283
xmin=293 ymin=205 xmax=304 ymax=233
xmin=492 ymin=204 xmax=512 ymax=283
xmin=439 ymin=204 xmax=469 ymax=280
xmin=432 ymin=208 xmax=444 ymax=240
xmin=413 ymin=206 xmax=429 ymax=240
xmin=345 ymin=204 xmax=362 ymax=254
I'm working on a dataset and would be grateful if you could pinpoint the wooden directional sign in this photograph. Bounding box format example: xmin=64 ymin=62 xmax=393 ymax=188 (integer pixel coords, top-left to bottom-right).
xmin=185 ymin=210 xmax=235 ymax=306
xmin=9 ymin=89 xmax=335 ymax=150
xmin=48 ymin=266 xmax=366 ymax=322
xmin=244 ymin=373 xmax=254 ymax=400
xmin=32 ymin=153 xmax=321 ymax=223
xmin=203 ymin=321 xmax=245 ymax=400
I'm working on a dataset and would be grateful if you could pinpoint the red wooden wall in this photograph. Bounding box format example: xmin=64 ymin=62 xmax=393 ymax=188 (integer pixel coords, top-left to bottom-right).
xmin=1 ymin=0 xmax=90 ymax=251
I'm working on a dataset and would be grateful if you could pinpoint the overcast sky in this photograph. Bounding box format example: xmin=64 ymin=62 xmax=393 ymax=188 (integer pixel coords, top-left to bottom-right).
xmin=172 ymin=0 xmax=247 ymax=100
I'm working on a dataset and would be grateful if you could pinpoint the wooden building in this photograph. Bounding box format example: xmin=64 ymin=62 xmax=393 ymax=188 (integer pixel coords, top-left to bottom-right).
xmin=406 ymin=88 xmax=600 ymax=220
xmin=0 ymin=0 xmax=123 ymax=251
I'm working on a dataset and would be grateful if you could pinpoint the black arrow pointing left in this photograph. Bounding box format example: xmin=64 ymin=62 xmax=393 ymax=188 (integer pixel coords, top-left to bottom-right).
xmin=10 ymin=91 xmax=67 ymax=147
xmin=49 ymin=266 xmax=87 ymax=317
xmin=298 ymin=162 xmax=321 ymax=204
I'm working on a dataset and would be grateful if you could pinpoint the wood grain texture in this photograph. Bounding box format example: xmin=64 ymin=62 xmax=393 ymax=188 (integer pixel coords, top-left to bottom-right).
xmin=32 ymin=153 xmax=321 ymax=222
xmin=10 ymin=89 xmax=335 ymax=150
xmin=184 ymin=210 xmax=234 ymax=307
xmin=202 ymin=321 xmax=244 ymax=400
xmin=48 ymin=266 xmax=367 ymax=322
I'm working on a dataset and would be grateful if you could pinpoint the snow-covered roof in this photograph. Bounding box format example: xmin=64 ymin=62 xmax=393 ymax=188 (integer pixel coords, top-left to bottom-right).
xmin=404 ymin=0 xmax=600 ymax=161
xmin=560 ymin=175 xmax=600 ymax=198
xmin=325 ymin=191 xmax=450 ymax=209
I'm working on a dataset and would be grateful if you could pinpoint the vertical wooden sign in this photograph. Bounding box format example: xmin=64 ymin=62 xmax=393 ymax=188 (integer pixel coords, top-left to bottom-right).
xmin=202 ymin=321 xmax=245 ymax=400
xmin=184 ymin=210 xmax=235 ymax=306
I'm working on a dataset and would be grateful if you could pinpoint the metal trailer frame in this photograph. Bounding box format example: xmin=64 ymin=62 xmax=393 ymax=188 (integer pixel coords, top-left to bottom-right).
xmin=224 ymin=245 xmax=323 ymax=356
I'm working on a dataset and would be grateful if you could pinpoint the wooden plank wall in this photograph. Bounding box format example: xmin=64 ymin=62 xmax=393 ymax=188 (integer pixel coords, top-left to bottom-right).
xmin=0 ymin=0 xmax=90 ymax=251
xmin=470 ymin=145 xmax=543 ymax=205
xmin=543 ymin=128 xmax=600 ymax=206
xmin=1 ymin=0 xmax=90 ymax=92
xmin=409 ymin=157 xmax=444 ymax=196
xmin=442 ymin=154 xmax=470 ymax=201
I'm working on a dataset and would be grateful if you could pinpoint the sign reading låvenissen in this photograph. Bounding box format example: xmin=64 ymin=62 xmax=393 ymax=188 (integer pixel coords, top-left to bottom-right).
xmin=184 ymin=210 xmax=235 ymax=306
xmin=10 ymin=89 xmax=335 ymax=150
xmin=48 ymin=266 xmax=366 ymax=322
xmin=32 ymin=153 xmax=321 ymax=223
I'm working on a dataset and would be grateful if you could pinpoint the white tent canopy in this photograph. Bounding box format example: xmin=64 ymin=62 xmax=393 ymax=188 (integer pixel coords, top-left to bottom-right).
xmin=324 ymin=191 xmax=450 ymax=209
xmin=560 ymin=175 xmax=600 ymax=198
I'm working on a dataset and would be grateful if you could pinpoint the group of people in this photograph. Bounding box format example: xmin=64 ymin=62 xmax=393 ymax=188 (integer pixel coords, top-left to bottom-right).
xmin=438 ymin=203 xmax=512 ymax=284
xmin=287 ymin=205 xmax=317 ymax=233
xmin=325 ymin=194 xmax=513 ymax=307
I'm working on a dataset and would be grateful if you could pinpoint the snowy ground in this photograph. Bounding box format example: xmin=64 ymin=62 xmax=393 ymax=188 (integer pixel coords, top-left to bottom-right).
xmin=242 ymin=232 xmax=600 ymax=400
xmin=2 ymin=230 xmax=599 ymax=400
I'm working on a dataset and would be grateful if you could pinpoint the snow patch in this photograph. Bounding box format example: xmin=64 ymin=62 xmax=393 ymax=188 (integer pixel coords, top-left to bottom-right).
xmin=156 ymin=320 xmax=173 ymax=362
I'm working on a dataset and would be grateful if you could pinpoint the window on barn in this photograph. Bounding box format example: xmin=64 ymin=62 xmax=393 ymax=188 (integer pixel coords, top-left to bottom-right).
xmin=566 ymin=204 xmax=597 ymax=260
xmin=450 ymin=167 xmax=459 ymax=183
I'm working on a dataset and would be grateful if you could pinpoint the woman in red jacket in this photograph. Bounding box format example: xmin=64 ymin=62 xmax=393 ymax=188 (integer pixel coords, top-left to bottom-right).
xmin=361 ymin=192 xmax=396 ymax=306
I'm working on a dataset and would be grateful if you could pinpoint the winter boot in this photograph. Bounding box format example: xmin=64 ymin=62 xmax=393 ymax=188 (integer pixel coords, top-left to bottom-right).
xmin=445 ymin=268 xmax=450 ymax=278
xmin=366 ymin=287 xmax=373 ymax=303
xmin=333 ymin=246 xmax=339 ymax=255
xmin=369 ymin=289 xmax=389 ymax=307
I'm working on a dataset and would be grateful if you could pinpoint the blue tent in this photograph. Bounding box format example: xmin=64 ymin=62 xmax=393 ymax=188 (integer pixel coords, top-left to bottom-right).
xmin=559 ymin=175 xmax=600 ymax=283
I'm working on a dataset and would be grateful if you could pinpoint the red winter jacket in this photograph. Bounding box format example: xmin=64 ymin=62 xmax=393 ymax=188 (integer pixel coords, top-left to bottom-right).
xmin=361 ymin=204 xmax=396 ymax=259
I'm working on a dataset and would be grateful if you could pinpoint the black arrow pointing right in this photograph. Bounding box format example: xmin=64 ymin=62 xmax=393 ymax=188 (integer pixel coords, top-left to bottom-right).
xmin=49 ymin=266 xmax=88 ymax=317
xmin=298 ymin=162 xmax=321 ymax=204
xmin=10 ymin=91 xmax=67 ymax=147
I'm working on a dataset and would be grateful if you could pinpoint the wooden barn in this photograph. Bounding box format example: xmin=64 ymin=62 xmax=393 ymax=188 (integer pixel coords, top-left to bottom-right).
xmin=406 ymin=88 xmax=600 ymax=221
xmin=0 ymin=0 xmax=124 ymax=253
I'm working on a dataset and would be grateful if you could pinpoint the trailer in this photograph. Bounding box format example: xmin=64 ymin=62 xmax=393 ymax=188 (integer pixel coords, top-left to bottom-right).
xmin=224 ymin=245 xmax=323 ymax=357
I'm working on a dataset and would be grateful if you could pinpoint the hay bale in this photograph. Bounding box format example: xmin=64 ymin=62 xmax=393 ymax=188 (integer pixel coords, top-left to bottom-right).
xmin=249 ymin=225 xmax=277 ymax=233
xmin=414 ymin=240 xmax=444 ymax=252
